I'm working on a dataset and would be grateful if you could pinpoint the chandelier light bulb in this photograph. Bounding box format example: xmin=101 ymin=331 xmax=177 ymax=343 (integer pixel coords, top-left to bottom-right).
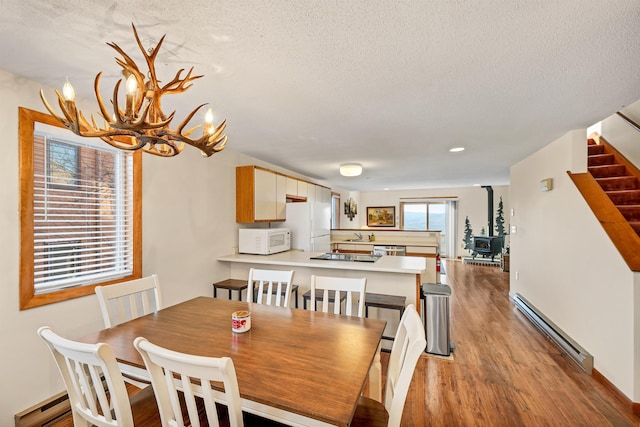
xmin=125 ymin=74 xmax=138 ymax=94
xmin=205 ymin=108 xmax=214 ymax=135
xmin=62 ymin=78 xmax=75 ymax=101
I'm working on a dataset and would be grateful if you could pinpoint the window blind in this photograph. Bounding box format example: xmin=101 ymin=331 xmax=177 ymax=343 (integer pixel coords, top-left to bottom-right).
xmin=33 ymin=135 xmax=134 ymax=294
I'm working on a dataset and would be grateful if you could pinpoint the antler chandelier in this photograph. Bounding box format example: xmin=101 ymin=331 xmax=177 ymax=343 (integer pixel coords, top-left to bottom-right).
xmin=40 ymin=24 xmax=227 ymax=157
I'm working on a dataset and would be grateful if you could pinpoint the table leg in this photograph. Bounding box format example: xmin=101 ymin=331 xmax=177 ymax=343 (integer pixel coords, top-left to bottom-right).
xmin=368 ymin=342 xmax=382 ymax=402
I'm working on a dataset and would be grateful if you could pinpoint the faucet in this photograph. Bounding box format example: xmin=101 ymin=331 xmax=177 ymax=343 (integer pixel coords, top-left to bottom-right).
xmin=354 ymin=232 xmax=362 ymax=240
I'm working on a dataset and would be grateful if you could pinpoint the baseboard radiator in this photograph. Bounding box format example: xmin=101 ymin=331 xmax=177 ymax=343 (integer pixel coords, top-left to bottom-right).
xmin=512 ymin=293 xmax=593 ymax=374
xmin=15 ymin=391 xmax=71 ymax=427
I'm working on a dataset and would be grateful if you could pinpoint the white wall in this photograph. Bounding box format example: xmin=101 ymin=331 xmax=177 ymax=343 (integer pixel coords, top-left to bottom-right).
xmin=0 ymin=69 xmax=320 ymax=421
xmin=510 ymin=129 xmax=636 ymax=399
xmin=340 ymin=187 xmax=509 ymax=259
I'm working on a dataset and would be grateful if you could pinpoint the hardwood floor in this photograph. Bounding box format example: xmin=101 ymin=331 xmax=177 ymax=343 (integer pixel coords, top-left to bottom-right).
xmin=398 ymin=259 xmax=640 ymax=426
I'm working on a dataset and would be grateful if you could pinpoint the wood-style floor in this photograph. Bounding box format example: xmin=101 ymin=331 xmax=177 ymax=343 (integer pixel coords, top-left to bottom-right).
xmin=398 ymin=259 xmax=640 ymax=426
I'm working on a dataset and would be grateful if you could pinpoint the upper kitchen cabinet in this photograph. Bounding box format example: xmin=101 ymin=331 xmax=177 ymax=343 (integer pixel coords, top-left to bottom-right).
xmin=236 ymin=166 xmax=286 ymax=222
xmin=236 ymin=165 xmax=332 ymax=223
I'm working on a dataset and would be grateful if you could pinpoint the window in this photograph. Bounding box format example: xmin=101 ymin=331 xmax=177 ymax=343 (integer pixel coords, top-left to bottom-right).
xmin=47 ymin=140 xmax=79 ymax=187
xmin=19 ymin=108 xmax=141 ymax=309
xmin=400 ymin=202 xmax=445 ymax=231
xmin=400 ymin=200 xmax=457 ymax=257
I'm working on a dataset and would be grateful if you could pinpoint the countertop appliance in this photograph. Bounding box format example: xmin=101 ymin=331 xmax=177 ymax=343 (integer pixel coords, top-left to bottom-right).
xmin=239 ymin=228 xmax=290 ymax=255
xmin=373 ymin=245 xmax=407 ymax=256
xmin=279 ymin=202 xmax=331 ymax=253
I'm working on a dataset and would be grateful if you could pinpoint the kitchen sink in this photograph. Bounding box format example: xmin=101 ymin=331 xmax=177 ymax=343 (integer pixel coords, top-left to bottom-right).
xmin=345 ymin=238 xmax=365 ymax=242
xmin=310 ymin=253 xmax=381 ymax=262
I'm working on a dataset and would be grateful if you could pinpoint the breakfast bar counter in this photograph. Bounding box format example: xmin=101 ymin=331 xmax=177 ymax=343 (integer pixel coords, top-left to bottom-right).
xmin=218 ymin=250 xmax=427 ymax=275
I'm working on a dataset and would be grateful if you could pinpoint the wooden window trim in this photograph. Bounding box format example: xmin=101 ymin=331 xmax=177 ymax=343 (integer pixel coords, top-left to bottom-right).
xmin=18 ymin=107 xmax=142 ymax=310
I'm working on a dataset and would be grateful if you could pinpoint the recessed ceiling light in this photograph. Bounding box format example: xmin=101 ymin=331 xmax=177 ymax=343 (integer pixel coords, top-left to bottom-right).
xmin=449 ymin=147 xmax=465 ymax=153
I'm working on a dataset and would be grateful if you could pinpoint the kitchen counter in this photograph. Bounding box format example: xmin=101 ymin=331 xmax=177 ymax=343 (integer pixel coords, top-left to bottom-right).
xmin=218 ymin=250 xmax=426 ymax=274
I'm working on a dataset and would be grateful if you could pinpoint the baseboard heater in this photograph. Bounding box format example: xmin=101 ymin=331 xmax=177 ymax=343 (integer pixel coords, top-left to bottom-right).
xmin=15 ymin=390 xmax=71 ymax=427
xmin=512 ymin=293 xmax=593 ymax=374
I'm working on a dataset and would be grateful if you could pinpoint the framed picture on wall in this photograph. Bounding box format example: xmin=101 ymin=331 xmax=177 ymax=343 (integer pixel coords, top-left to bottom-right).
xmin=367 ymin=206 xmax=395 ymax=227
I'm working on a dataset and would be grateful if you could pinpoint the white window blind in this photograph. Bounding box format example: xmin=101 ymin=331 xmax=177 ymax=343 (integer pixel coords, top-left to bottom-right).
xmin=33 ymin=133 xmax=134 ymax=294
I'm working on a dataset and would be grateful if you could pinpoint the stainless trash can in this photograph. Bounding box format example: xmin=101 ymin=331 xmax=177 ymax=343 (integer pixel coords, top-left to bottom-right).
xmin=422 ymin=283 xmax=453 ymax=356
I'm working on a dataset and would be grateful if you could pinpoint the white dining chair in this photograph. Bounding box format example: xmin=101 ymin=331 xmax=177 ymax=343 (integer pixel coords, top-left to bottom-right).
xmin=37 ymin=326 xmax=160 ymax=427
xmin=247 ymin=268 xmax=295 ymax=308
xmin=351 ymin=304 xmax=426 ymax=427
xmin=95 ymin=274 xmax=162 ymax=388
xmin=134 ymin=336 xmax=244 ymax=427
xmin=95 ymin=274 xmax=163 ymax=328
xmin=309 ymin=275 xmax=367 ymax=317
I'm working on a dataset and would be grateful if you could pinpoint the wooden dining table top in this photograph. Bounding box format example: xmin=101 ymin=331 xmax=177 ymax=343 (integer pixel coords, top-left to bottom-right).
xmin=78 ymin=296 xmax=386 ymax=426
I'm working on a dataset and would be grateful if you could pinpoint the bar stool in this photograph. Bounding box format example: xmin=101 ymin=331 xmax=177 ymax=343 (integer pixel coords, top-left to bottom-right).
xmin=212 ymin=279 xmax=248 ymax=301
xmin=364 ymin=293 xmax=407 ymax=348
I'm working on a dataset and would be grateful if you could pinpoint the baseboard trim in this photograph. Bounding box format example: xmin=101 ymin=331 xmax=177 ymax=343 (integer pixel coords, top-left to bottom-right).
xmin=592 ymin=368 xmax=639 ymax=417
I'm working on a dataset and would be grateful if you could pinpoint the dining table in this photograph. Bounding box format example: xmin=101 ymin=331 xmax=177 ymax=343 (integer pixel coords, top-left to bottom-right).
xmin=77 ymin=296 xmax=386 ymax=427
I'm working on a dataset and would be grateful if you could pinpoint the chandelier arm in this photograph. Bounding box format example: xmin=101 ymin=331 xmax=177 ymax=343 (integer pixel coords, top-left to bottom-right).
xmin=211 ymin=135 xmax=228 ymax=152
xmin=93 ymin=72 xmax=116 ymax=124
xmin=131 ymin=23 xmax=165 ymax=88
xmin=100 ymin=135 xmax=147 ymax=151
xmin=162 ymin=68 xmax=203 ymax=94
xmin=175 ymin=103 xmax=207 ymax=134
xmin=39 ymin=90 xmax=71 ymax=125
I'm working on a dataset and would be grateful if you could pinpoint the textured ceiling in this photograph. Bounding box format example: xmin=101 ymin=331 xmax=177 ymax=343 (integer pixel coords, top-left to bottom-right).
xmin=2 ymin=1 xmax=640 ymax=191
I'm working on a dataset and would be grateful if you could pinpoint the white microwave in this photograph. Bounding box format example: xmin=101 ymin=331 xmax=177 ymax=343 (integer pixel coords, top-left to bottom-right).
xmin=238 ymin=228 xmax=291 ymax=255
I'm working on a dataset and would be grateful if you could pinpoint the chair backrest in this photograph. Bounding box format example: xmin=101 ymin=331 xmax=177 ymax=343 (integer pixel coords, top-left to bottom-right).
xmin=37 ymin=326 xmax=133 ymax=427
xmin=95 ymin=274 xmax=162 ymax=328
xmin=134 ymin=337 xmax=244 ymax=427
xmin=247 ymin=268 xmax=295 ymax=308
xmin=384 ymin=304 xmax=426 ymax=427
xmin=309 ymin=275 xmax=366 ymax=317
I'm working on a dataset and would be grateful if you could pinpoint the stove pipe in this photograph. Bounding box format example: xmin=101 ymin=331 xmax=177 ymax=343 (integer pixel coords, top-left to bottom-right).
xmin=481 ymin=185 xmax=494 ymax=236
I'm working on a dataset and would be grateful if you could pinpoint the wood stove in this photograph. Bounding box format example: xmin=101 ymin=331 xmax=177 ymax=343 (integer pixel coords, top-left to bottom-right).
xmin=472 ymin=236 xmax=502 ymax=261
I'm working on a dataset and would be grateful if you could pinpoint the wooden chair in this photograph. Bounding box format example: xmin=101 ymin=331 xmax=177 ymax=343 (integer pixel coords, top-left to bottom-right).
xmin=351 ymin=304 xmax=427 ymax=427
xmin=247 ymin=268 xmax=295 ymax=308
xmin=95 ymin=274 xmax=162 ymax=388
xmin=309 ymin=275 xmax=366 ymax=317
xmin=134 ymin=336 xmax=244 ymax=427
xmin=37 ymin=326 xmax=160 ymax=427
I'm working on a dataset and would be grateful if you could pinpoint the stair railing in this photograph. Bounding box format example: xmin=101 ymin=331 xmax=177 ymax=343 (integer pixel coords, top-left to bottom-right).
xmin=617 ymin=112 xmax=640 ymax=133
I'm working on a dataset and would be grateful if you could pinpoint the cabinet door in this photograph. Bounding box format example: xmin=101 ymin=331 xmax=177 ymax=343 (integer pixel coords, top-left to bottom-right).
xmin=298 ymin=181 xmax=308 ymax=198
xmin=276 ymin=174 xmax=287 ymax=220
xmin=306 ymin=184 xmax=316 ymax=204
xmin=286 ymin=177 xmax=298 ymax=196
xmin=254 ymin=168 xmax=276 ymax=220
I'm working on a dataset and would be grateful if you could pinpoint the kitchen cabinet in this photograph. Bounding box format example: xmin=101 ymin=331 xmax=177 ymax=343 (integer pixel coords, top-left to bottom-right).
xmin=236 ymin=166 xmax=286 ymax=222
xmin=236 ymin=165 xmax=331 ymax=223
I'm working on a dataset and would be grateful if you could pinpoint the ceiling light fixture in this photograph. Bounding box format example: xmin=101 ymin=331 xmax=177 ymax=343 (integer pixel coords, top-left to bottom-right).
xmin=340 ymin=163 xmax=362 ymax=177
xmin=40 ymin=23 xmax=227 ymax=158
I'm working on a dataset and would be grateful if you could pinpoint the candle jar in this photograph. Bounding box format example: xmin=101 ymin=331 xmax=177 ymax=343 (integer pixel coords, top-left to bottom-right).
xmin=232 ymin=310 xmax=251 ymax=333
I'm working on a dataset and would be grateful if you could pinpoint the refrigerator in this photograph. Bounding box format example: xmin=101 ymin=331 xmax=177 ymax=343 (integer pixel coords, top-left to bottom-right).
xmin=282 ymin=202 xmax=331 ymax=253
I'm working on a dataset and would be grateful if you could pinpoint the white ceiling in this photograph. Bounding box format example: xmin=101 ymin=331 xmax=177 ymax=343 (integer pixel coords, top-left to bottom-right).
xmin=2 ymin=1 xmax=640 ymax=191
